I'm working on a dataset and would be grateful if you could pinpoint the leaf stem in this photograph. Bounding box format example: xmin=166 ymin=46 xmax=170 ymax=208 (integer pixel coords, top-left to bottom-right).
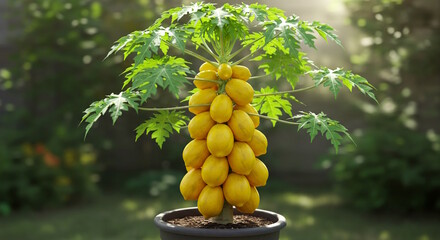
xmin=248 ymin=74 xmax=270 ymax=80
xmin=186 ymin=77 xmax=223 ymax=84
xmin=247 ymin=113 xmax=299 ymax=125
xmin=254 ymin=85 xmax=317 ymax=97
xmin=164 ymin=40 xmax=218 ymax=67
xmin=231 ymin=32 xmax=282 ymax=65
xmin=228 ymin=34 xmax=265 ymax=61
xmin=138 ymin=104 xmax=210 ymax=111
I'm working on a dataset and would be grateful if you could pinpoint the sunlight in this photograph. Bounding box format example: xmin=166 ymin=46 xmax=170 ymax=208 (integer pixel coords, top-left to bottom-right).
xmin=281 ymin=192 xmax=341 ymax=209
xmin=121 ymin=199 xmax=139 ymax=211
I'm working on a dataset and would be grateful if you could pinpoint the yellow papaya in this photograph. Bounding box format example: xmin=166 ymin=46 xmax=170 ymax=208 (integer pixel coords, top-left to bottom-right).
xmin=180 ymin=169 xmax=206 ymax=200
xmin=206 ymin=124 xmax=234 ymax=157
xmin=194 ymin=70 xmax=218 ymax=90
xmin=218 ymin=63 xmax=232 ymax=80
xmin=228 ymin=110 xmax=255 ymax=142
xmin=210 ymin=94 xmax=233 ymax=123
xmin=246 ymin=129 xmax=268 ymax=156
xmin=188 ymin=88 xmax=217 ymax=114
xmin=188 ymin=112 xmax=215 ymax=139
xmin=201 ymin=155 xmax=229 ymax=187
xmin=231 ymin=65 xmax=251 ymax=81
xmin=225 ymin=78 xmax=254 ymax=106
xmin=182 ymin=139 xmax=210 ymax=168
xmin=223 ymin=173 xmax=251 ymax=207
xmin=246 ymin=158 xmax=268 ymax=187
xmin=234 ymin=104 xmax=260 ymax=128
xmin=199 ymin=62 xmax=217 ymax=72
xmin=227 ymin=142 xmax=256 ymax=175
xmin=197 ymin=185 xmax=224 ymax=218
xmin=236 ymin=186 xmax=260 ymax=214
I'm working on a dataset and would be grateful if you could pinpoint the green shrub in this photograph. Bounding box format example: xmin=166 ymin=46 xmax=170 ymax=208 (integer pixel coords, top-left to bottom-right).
xmin=124 ymin=170 xmax=183 ymax=197
xmin=322 ymin=109 xmax=440 ymax=212
xmin=0 ymin=143 xmax=98 ymax=215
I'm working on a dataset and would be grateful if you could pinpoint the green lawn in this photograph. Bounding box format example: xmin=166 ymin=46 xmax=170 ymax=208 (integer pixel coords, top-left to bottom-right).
xmin=1 ymin=186 xmax=439 ymax=240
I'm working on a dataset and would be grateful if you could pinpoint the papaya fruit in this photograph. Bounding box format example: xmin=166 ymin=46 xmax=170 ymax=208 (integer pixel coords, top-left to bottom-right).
xmin=199 ymin=62 xmax=217 ymax=72
xmin=194 ymin=70 xmax=218 ymax=90
xmin=201 ymin=155 xmax=229 ymax=187
xmin=225 ymin=78 xmax=254 ymax=106
xmin=206 ymin=124 xmax=234 ymax=157
xmin=180 ymin=169 xmax=206 ymax=200
xmin=231 ymin=65 xmax=251 ymax=81
xmin=188 ymin=88 xmax=217 ymax=114
xmin=197 ymin=185 xmax=224 ymax=218
xmin=182 ymin=139 xmax=210 ymax=168
xmin=227 ymin=142 xmax=256 ymax=175
xmin=246 ymin=129 xmax=268 ymax=156
xmin=223 ymin=173 xmax=251 ymax=207
xmin=246 ymin=158 xmax=268 ymax=187
xmin=188 ymin=112 xmax=215 ymax=139
xmin=210 ymin=94 xmax=233 ymax=123
xmin=234 ymin=104 xmax=260 ymax=128
xmin=228 ymin=110 xmax=255 ymax=142
xmin=236 ymin=186 xmax=260 ymax=214
xmin=218 ymin=63 xmax=232 ymax=80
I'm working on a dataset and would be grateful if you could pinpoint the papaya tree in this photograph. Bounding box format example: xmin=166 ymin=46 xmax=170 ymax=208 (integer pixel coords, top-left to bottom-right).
xmin=82 ymin=2 xmax=376 ymax=224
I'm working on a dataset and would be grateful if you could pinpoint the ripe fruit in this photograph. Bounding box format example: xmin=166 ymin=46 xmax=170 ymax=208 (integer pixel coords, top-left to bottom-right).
xmin=210 ymin=94 xmax=233 ymax=123
xmin=231 ymin=65 xmax=251 ymax=81
xmin=227 ymin=142 xmax=256 ymax=175
xmin=207 ymin=124 xmax=234 ymax=157
xmin=246 ymin=158 xmax=269 ymax=187
xmin=194 ymin=70 xmax=218 ymax=89
xmin=180 ymin=169 xmax=206 ymax=200
xmin=199 ymin=62 xmax=217 ymax=72
xmin=188 ymin=112 xmax=215 ymax=139
xmin=181 ymin=62 xmax=269 ymax=219
xmin=225 ymin=78 xmax=254 ymax=106
xmin=228 ymin=110 xmax=255 ymax=142
xmin=246 ymin=129 xmax=268 ymax=156
xmin=236 ymin=186 xmax=260 ymax=214
xmin=197 ymin=186 xmax=224 ymax=218
xmin=182 ymin=139 xmax=210 ymax=168
xmin=218 ymin=63 xmax=232 ymax=80
xmin=201 ymin=155 xmax=228 ymax=186
xmin=188 ymin=88 xmax=217 ymax=114
xmin=223 ymin=173 xmax=251 ymax=207
xmin=234 ymin=104 xmax=260 ymax=128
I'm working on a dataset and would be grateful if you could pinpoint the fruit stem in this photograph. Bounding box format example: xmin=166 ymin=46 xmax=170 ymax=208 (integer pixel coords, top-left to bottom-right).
xmin=247 ymin=113 xmax=300 ymax=125
xmin=138 ymin=104 xmax=210 ymax=111
xmin=211 ymin=202 xmax=233 ymax=224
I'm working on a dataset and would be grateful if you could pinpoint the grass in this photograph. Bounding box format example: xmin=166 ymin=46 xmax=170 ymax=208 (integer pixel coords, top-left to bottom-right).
xmin=1 ymin=184 xmax=439 ymax=240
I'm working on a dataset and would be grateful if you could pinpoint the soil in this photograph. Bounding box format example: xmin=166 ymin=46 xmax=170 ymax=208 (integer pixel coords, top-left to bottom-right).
xmin=166 ymin=214 xmax=274 ymax=229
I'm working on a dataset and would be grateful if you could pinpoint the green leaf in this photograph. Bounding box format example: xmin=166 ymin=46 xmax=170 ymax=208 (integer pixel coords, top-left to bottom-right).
xmin=81 ymin=92 xmax=140 ymax=138
xmin=294 ymin=111 xmax=353 ymax=153
xmin=125 ymin=56 xmax=191 ymax=103
xmin=135 ymin=110 xmax=189 ymax=148
xmin=253 ymin=87 xmax=293 ymax=126
xmin=309 ymin=67 xmax=377 ymax=101
xmin=180 ymin=88 xmax=199 ymax=103
xmin=258 ymin=50 xmax=311 ymax=89
xmin=311 ymin=21 xmax=342 ymax=47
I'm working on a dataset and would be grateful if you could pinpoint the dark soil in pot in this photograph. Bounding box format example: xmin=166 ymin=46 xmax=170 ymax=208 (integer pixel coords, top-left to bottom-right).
xmin=154 ymin=207 xmax=286 ymax=240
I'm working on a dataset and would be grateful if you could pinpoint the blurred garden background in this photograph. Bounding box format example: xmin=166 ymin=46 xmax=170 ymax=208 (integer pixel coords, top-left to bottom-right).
xmin=0 ymin=0 xmax=439 ymax=239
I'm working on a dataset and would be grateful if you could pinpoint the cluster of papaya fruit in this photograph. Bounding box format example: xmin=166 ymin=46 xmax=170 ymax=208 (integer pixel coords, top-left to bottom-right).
xmin=179 ymin=62 xmax=269 ymax=219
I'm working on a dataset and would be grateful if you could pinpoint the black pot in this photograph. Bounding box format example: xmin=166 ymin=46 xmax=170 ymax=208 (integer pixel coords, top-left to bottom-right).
xmin=154 ymin=207 xmax=286 ymax=240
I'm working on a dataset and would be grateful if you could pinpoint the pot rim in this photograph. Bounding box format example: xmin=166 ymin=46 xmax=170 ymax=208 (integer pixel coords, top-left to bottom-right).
xmin=154 ymin=207 xmax=286 ymax=237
